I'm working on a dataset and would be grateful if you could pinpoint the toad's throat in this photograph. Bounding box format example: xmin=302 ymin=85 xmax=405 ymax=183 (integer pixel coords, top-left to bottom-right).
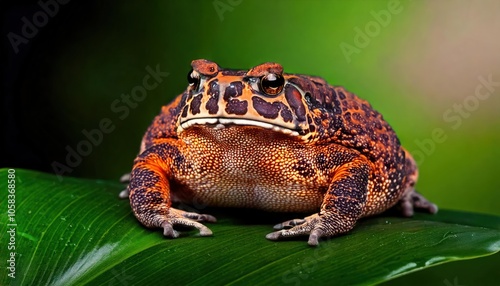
xmin=178 ymin=117 xmax=303 ymax=136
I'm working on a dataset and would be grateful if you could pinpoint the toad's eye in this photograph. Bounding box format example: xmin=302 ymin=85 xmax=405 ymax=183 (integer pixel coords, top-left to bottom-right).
xmin=260 ymin=73 xmax=284 ymax=96
xmin=187 ymin=69 xmax=200 ymax=90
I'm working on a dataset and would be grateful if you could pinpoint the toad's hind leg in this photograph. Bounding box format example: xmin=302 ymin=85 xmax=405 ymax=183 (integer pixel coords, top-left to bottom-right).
xmin=397 ymin=149 xmax=438 ymax=217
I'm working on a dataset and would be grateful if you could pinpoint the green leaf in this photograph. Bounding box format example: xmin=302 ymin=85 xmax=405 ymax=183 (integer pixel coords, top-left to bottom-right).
xmin=1 ymin=168 xmax=499 ymax=285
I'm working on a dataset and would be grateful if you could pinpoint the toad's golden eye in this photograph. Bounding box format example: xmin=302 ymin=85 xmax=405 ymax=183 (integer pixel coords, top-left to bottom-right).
xmin=260 ymin=73 xmax=284 ymax=96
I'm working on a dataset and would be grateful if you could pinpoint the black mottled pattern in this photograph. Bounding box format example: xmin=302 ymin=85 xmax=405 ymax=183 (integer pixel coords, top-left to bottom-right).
xmin=251 ymin=97 xmax=293 ymax=122
xmin=328 ymin=197 xmax=363 ymax=218
xmin=190 ymin=94 xmax=202 ymax=115
xmin=171 ymin=92 xmax=189 ymax=119
xmin=330 ymin=177 xmax=367 ymax=201
xmin=326 ymin=161 xmax=369 ymax=217
xmin=315 ymin=150 xmax=358 ymax=172
xmin=181 ymin=105 xmax=188 ymax=118
xmin=206 ymin=98 xmax=219 ymax=114
xmin=224 ymin=81 xmax=243 ymax=100
xmin=173 ymin=153 xmax=187 ymax=170
xmin=138 ymin=143 xmax=179 ymax=164
xmin=334 ymin=86 xmax=405 ymax=199
xmin=252 ymin=96 xmax=280 ymax=119
xmin=292 ymin=159 xmax=315 ymax=178
xmin=143 ymin=91 xmax=189 ymax=149
xmin=205 ymin=80 xmax=220 ymax=114
xmin=225 ymin=99 xmax=248 ymax=115
xmin=128 ymin=143 xmax=183 ymax=226
xmin=280 ymin=105 xmax=293 ymax=123
xmin=205 ymin=80 xmax=219 ymax=114
xmin=289 ymin=76 xmax=342 ymax=117
xmin=316 ymin=153 xmax=327 ymax=170
xmin=284 ymin=84 xmax=307 ymax=121
xmin=129 ymin=166 xmax=159 ymax=191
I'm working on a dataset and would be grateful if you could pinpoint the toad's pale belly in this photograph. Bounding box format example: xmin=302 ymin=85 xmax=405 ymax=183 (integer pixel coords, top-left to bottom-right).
xmin=170 ymin=126 xmax=329 ymax=212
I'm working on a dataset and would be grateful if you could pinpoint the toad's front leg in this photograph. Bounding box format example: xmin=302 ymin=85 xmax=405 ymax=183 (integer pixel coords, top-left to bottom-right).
xmin=128 ymin=139 xmax=216 ymax=238
xmin=266 ymin=154 xmax=370 ymax=246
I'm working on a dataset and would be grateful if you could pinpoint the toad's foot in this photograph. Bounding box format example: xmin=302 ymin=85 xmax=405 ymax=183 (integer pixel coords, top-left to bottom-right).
xmin=118 ymin=173 xmax=131 ymax=199
xmin=266 ymin=213 xmax=355 ymax=246
xmin=398 ymin=189 xmax=438 ymax=217
xmin=160 ymin=208 xmax=217 ymax=238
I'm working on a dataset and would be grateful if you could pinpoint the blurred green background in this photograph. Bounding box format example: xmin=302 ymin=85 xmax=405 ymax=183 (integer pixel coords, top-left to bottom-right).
xmin=4 ymin=0 xmax=499 ymax=284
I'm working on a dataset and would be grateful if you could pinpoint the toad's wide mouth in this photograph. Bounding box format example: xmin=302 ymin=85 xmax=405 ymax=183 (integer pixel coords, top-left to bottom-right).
xmin=178 ymin=117 xmax=303 ymax=136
